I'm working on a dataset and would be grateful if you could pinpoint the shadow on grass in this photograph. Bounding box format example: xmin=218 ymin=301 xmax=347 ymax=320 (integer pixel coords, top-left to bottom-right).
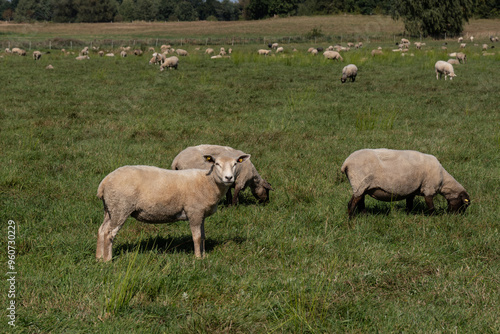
xmin=353 ymin=200 xmax=446 ymax=217
xmin=114 ymin=235 xmax=246 ymax=257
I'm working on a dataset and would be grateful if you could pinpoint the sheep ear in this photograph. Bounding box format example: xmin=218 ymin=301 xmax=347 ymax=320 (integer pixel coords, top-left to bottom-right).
xmin=237 ymin=155 xmax=251 ymax=163
xmin=204 ymin=155 xmax=215 ymax=164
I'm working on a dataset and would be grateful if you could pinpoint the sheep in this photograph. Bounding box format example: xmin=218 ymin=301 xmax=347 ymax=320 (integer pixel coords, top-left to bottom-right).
xmin=134 ymin=49 xmax=143 ymax=56
xmin=32 ymin=51 xmax=42 ymax=60
xmin=341 ymin=64 xmax=358 ymax=83
xmin=307 ymin=47 xmax=315 ymax=53
xmin=257 ymin=49 xmax=271 ymax=56
xmin=149 ymin=52 xmax=166 ymax=65
xmin=95 ymin=153 xmax=251 ymax=262
xmin=228 ymin=48 xmax=232 ymax=54
xmin=482 ymin=44 xmax=488 ymax=51
xmin=448 ymin=52 xmax=457 ymax=57
xmin=205 ymin=48 xmax=214 ymax=55
xmin=371 ymin=49 xmax=383 ymax=56
xmin=341 ymin=148 xmax=470 ymax=217
xmin=470 ymin=36 xmax=474 ymax=42
xmin=75 ymin=55 xmax=90 ymax=60
xmin=171 ymin=145 xmax=273 ymax=206
xmin=160 ymin=44 xmax=171 ymax=52
xmin=176 ymin=49 xmax=188 ymax=56
xmin=105 ymin=53 xmax=115 ymax=57
xmin=458 ymin=37 xmax=464 ymax=43
xmin=80 ymin=46 xmax=89 ymax=55
xmin=347 ymin=42 xmax=354 ymax=48
xmin=435 ymin=60 xmax=456 ymax=80
xmin=460 ymin=43 xmax=466 ymax=49
xmin=160 ymin=56 xmax=179 ymax=71
xmin=456 ymin=52 xmax=467 ymax=64
xmin=45 ymin=64 xmax=54 ymax=70
xmin=447 ymin=59 xmax=460 ymax=65
xmin=311 ymin=49 xmax=318 ymax=55
xmin=98 ymin=50 xmax=104 ymax=57
xmin=271 ymin=43 xmax=279 ymax=49
xmin=11 ymin=48 xmax=26 ymax=56
xmin=148 ymin=47 xmax=155 ymax=52
xmin=276 ymin=47 xmax=284 ymax=53
xmin=5 ymin=48 xmax=11 ymax=53
xmin=414 ymin=42 xmax=422 ymax=49
xmin=120 ymin=50 xmax=127 ymax=57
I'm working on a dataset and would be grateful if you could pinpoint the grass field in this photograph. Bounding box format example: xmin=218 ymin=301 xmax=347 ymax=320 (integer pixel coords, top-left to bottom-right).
xmin=1 ymin=17 xmax=499 ymax=333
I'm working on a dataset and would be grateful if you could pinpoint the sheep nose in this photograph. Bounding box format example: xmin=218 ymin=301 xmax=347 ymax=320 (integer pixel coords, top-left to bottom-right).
xmin=225 ymin=176 xmax=233 ymax=182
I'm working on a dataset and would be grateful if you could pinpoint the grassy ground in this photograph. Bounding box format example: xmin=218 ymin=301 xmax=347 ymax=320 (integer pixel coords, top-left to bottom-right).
xmin=0 ymin=23 xmax=499 ymax=333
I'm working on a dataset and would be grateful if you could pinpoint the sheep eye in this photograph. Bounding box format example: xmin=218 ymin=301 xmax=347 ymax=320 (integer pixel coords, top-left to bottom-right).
xmin=238 ymin=158 xmax=243 ymax=163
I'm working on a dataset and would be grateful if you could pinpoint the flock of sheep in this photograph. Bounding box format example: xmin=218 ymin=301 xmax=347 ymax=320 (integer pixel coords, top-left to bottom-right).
xmin=96 ymin=144 xmax=470 ymax=262
xmin=4 ymin=35 xmax=488 ymax=261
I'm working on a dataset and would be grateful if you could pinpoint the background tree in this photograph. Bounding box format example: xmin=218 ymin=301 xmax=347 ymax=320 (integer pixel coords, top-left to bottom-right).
xmin=118 ymin=0 xmax=135 ymax=21
xmin=74 ymin=0 xmax=117 ymax=22
xmin=173 ymin=1 xmax=197 ymax=21
xmin=391 ymin=0 xmax=474 ymax=37
xmin=135 ymin=0 xmax=159 ymax=21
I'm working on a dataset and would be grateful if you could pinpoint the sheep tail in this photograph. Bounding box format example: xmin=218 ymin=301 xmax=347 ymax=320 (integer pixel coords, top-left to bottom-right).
xmin=96 ymin=179 xmax=106 ymax=199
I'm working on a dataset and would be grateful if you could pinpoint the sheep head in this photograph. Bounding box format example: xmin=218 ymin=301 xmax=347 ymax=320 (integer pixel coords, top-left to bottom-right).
xmin=204 ymin=154 xmax=251 ymax=186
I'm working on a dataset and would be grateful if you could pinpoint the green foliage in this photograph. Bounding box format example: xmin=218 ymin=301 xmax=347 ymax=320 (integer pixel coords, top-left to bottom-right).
xmin=305 ymin=25 xmax=324 ymax=39
xmin=391 ymin=0 xmax=474 ymax=37
xmin=74 ymin=0 xmax=118 ymax=22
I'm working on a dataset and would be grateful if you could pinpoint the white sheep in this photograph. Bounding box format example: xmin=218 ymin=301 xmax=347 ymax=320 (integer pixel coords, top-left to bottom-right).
xmin=5 ymin=48 xmax=11 ymax=53
xmin=482 ymin=44 xmax=488 ymax=51
xmin=98 ymin=50 xmax=104 ymax=57
xmin=311 ymin=49 xmax=318 ymax=55
xmin=75 ymin=55 xmax=90 ymax=60
xmin=323 ymin=50 xmax=343 ymax=61
xmin=414 ymin=42 xmax=422 ymax=49
xmin=11 ymin=47 xmax=26 ymax=56
xmin=257 ymin=49 xmax=271 ymax=56
xmin=460 ymin=43 xmax=466 ymax=49
xmin=341 ymin=64 xmax=358 ymax=83
xmin=171 ymin=145 xmax=273 ymax=206
xmin=307 ymin=47 xmax=316 ymax=53
xmin=134 ymin=49 xmax=143 ymax=56
xmin=458 ymin=37 xmax=464 ymax=43
xmin=96 ymin=153 xmax=251 ymax=261
xmin=176 ymin=49 xmax=188 ymax=56
xmin=456 ymin=52 xmax=467 ymax=64
xmin=120 ymin=50 xmax=127 ymax=57
xmin=470 ymin=36 xmax=474 ymax=42
xmin=435 ymin=60 xmax=456 ymax=80
xmin=205 ymin=48 xmax=214 ymax=55
xmin=275 ymin=47 xmax=284 ymax=53
xmin=32 ymin=51 xmax=42 ymax=60
xmin=271 ymin=43 xmax=279 ymax=49
xmin=105 ymin=53 xmax=115 ymax=57
xmin=341 ymin=149 xmax=470 ymax=217
xmin=160 ymin=56 xmax=179 ymax=71
xmin=447 ymin=59 xmax=460 ymax=65
xmin=371 ymin=49 xmax=383 ymax=56
xmin=80 ymin=46 xmax=89 ymax=55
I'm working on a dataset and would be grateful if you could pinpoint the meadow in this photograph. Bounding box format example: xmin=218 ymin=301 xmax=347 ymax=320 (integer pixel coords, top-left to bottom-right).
xmin=1 ymin=16 xmax=499 ymax=333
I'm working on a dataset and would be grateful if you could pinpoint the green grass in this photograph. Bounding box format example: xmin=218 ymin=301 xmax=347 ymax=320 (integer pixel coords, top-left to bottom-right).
xmin=1 ymin=40 xmax=499 ymax=333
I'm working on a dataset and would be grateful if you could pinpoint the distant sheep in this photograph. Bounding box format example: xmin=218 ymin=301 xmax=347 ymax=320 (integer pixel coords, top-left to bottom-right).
xmin=456 ymin=52 xmax=467 ymax=64
xmin=176 ymin=49 xmax=188 ymax=56
xmin=33 ymin=51 xmax=42 ymax=60
xmin=134 ymin=49 xmax=143 ymax=56
xmin=447 ymin=59 xmax=460 ymax=65
xmin=276 ymin=47 xmax=284 ymax=53
xmin=98 ymin=51 xmax=104 ymax=57
xmin=458 ymin=37 xmax=464 ymax=43
xmin=160 ymin=56 xmax=179 ymax=71
xmin=482 ymin=44 xmax=488 ymax=51
xmin=271 ymin=43 xmax=279 ymax=49
xmin=311 ymin=49 xmax=318 ymax=55
xmin=120 ymin=50 xmax=127 ymax=57
xmin=435 ymin=60 xmax=456 ymax=80
xmin=258 ymin=49 xmax=271 ymax=56
xmin=75 ymin=55 xmax=90 ymax=60
xmin=96 ymin=152 xmax=251 ymax=261
xmin=80 ymin=47 xmax=89 ymax=55
xmin=171 ymin=145 xmax=273 ymax=206
xmin=460 ymin=43 xmax=466 ymax=49
xmin=205 ymin=48 xmax=214 ymax=55
xmin=341 ymin=148 xmax=470 ymax=217
xmin=12 ymin=48 xmax=26 ymax=56
xmin=105 ymin=53 xmax=115 ymax=57
xmin=341 ymin=64 xmax=358 ymax=83
xmin=371 ymin=49 xmax=383 ymax=56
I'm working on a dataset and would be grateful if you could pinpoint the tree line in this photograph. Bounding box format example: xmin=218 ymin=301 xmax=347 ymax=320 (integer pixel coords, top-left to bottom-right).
xmin=0 ymin=0 xmax=498 ymax=36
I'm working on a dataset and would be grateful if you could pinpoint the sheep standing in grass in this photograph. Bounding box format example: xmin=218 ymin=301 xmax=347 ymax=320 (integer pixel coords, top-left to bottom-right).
xmin=171 ymin=145 xmax=273 ymax=206
xmin=276 ymin=47 xmax=284 ymax=53
xmin=96 ymin=153 xmax=251 ymax=262
xmin=176 ymin=49 xmax=188 ymax=56
xmin=435 ymin=60 xmax=456 ymax=80
xmin=341 ymin=64 xmax=358 ymax=83
xmin=456 ymin=52 xmax=467 ymax=64
xmin=120 ymin=50 xmax=127 ymax=57
xmin=205 ymin=48 xmax=214 ymax=55
xmin=341 ymin=149 xmax=470 ymax=217
xmin=160 ymin=56 xmax=179 ymax=71
xmin=323 ymin=50 xmax=342 ymax=61
xmin=12 ymin=48 xmax=26 ymax=56
xmin=75 ymin=55 xmax=90 ymax=60
xmin=447 ymin=59 xmax=460 ymax=65
xmin=33 ymin=51 xmax=42 ymax=60
xmin=258 ymin=49 xmax=271 ymax=56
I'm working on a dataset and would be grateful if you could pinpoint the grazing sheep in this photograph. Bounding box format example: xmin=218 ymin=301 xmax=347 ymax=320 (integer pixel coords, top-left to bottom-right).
xmin=307 ymin=47 xmax=315 ymax=53
xmin=276 ymin=47 xmax=284 ymax=53
xmin=160 ymin=44 xmax=171 ymax=52
xmin=371 ymin=49 xmax=383 ymax=56
xmin=160 ymin=56 xmax=179 ymax=71
xmin=134 ymin=49 xmax=143 ymax=56
xmin=176 ymin=49 xmax=188 ymax=56
xmin=171 ymin=145 xmax=273 ymax=206
xmin=228 ymin=48 xmax=232 ymax=54
xmin=448 ymin=52 xmax=457 ymax=57
xmin=80 ymin=47 xmax=89 ymax=55
xmin=341 ymin=64 xmax=358 ymax=83
xmin=120 ymin=50 xmax=127 ymax=57
xmin=447 ymin=59 xmax=460 ymax=65
xmin=258 ymin=49 xmax=271 ymax=56
xmin=460 ymin=43 xmax=466 ymax=49
xmin=45 ymin=64 xmax=54 ymax=70
xmin=105 ymin=53 xmax=115 ymax=57
xmin=75 ymin=55 xmax=90 ymax=60
xmin=414 ymin=42 xmax=422 ymax=49
xmin=5 ymin=48 xmax=11 ymax=53
xmin=341 ymin=149 xmax=470 ymax=217
xmin=347 ymin=42 xmax=354 ymax=48
xmin=470 ymin=36 xmax=474 ymax=42
xmin=98 ymin=50 xmax=104 ymax=57
xmin=435 ymin=60 xmax=456 ymax=80
xmin=96 ymin=153 xmax=251 ymax=261
xmin=149 ymin=52 xmax=166 ymax=65
xmin=12 ymin=48 xmax=26 ymax=56
xmin=456 ymin=52 xmax=467 ymax=64
xmin=311 ymin=49 xmax=318 ymax=55
xmin=271 ymin=43 xmax=279 ymax=49
xmin=482 ymin=44 xmax=488 ymax=51
xmin=458 ymin=37 xmax=464 ymax=43
xmin=205 ymin=48 xmax=214 ymax=55
xmin=148 ymin=47 xmax=155 ymax=52
xmin=33 ymin=51 xmax=42 ymax=60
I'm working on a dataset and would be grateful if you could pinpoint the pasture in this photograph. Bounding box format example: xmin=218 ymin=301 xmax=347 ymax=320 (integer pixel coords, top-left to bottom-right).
xmin=1 ymin=17 xmax=499 ymax=333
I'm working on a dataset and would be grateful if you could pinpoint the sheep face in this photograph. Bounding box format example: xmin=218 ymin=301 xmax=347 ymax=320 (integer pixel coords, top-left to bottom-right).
xmin=447 ymin=191 xmax=471 ymax=213
xmin=205 ymin=154 xmax=250 ymax=186
xmin=251 ymin=179 xmax=274 ymax=203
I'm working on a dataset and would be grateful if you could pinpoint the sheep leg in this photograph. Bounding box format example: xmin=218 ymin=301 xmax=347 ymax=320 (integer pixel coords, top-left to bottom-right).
xmin=231 ymin=185 xmax=243 ymax=206
xmin=96 ymin=209 xmax=127 ymax=262
xmin=405 ymin=196 xmax=415 ymax=213
xmin=225 ymin=188 xmax=233 ymax=205
xmin=189 ymin=216 xmax=205 ymax=258
xmin=347 ymin=195 xmax=364 ymax=218
xmin=424 ymin=195 xmax=435 ymax=214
